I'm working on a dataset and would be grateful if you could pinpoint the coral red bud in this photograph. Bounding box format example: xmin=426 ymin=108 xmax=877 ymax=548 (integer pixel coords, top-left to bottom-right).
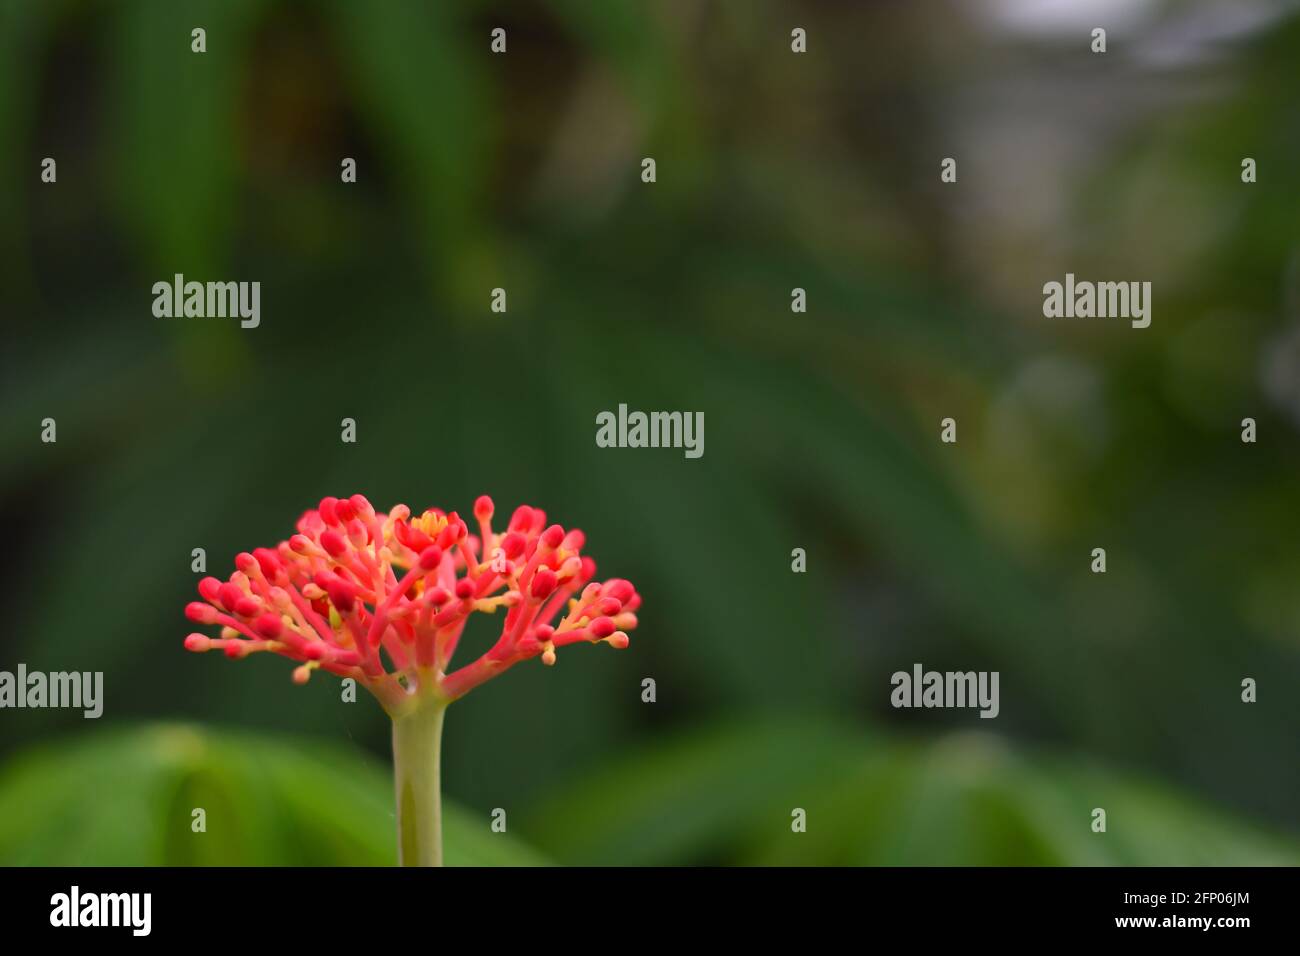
xmin=501 ymin=532 xmax=526 ymax=559
xmin=418 ymin=545 xmax=443 ymax=571
xmin=253 ymin=548 xmax=281 ymax=579
xmin=395 ymin=520 xmax=433 ymax=552
xmin=217 ymin=582 xmax=244 ymax=612
xmin=597 ymin=596 xmax=622 ymax=616
xmin=319 ymin=497 xmax=339 ymax=526
xmin=533 ymin=624 xmax=555 ymax=641
xmin=541 ymin=525 xmax=565 ymax=550
xmin=327 ymin=580 xmax=357 ymax=613
xmin=233 ymin=596 xmax=261 ymax=618
xmin=235 ymin=552 xmax=257 ymax=574
xmin=474 ymin=495 xmax=494 ymax=520
xmin=607 ymin=580 xmax=635 ymax=603
xmin=508 ymin=505 xmax=533 ymax=531
xmin=184 ymin=633 xmax=211 ymax=652
xmin=320 ymin=529 xmax=348 ymax=557
xmin=607 ymin=631 xmax=630 ymax=649
xmin=427 ymin=586 xmax=450 ymax=606
xmin=589 ymin=616 xmax=616 ymax=639
xmin=349 ymin=494 xmax=374 ymax=518
xmin=564 ymin=529 xmax=586 ymax=550
xmin=530 ymin=568 xmax=558 ymax=599
xmin=579 ymin=556 xmax=597 ymax=582
xmin=289 ymin=534 xmax=313 ymax=554
xmin=454 ymin=578 xmax=475 ymax=600
xmin=198 ymin=577 xmax=222 ymax=603
xmin=253 ymin=613 xmax=283 ymax=638
xmin=334 ymin=498 xmax=356 ymax=522
xmin=185 ymin=602 xmax=218 ymax=624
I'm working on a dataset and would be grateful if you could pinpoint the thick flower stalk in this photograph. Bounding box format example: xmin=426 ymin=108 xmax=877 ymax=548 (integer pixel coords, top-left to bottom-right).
xmin=182 ymin=494 xmax=639 ymax=865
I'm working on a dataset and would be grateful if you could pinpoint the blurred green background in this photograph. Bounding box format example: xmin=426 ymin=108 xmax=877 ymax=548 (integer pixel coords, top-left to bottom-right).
xmin=2 ymin=0 xmax=1298 ymax=865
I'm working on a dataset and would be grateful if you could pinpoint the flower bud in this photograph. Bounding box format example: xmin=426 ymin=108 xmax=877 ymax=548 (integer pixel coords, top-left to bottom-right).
xmin=217 ymin=582 xmax=245 ymax=613
xmin=233 ymin=596 xmax=261 ymax=618
xmin=327 ymin=580 xmax=357 ymax=614
xmin=198 ymin=576 xmax=222 ymax=603
xmin=320 ymin=529 xmax=347 ymax=557
xmin=186 ymin=602 xmax=218 ymax=624
xmin=530 ymin=568 xmax=558 ymax=599
xmin=501 ymin=532 xmax=526 ymax=559
xmin=318 ymin=496 xmax=340 ymax=526
xmin=253 ymin=613 xmax=283 ymax=639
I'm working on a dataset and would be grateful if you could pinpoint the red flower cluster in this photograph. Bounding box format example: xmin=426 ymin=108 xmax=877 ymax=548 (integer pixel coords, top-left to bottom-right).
xmin=183 ymin=495 xmax=639 ymax=711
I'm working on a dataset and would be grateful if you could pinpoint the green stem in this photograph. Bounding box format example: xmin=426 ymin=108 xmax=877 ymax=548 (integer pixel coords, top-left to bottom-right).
xmin=391 ymin=699 xmax=447 ymax=866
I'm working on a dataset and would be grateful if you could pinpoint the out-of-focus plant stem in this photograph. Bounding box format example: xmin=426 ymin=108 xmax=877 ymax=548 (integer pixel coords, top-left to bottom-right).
xmin=391 ymin=697 xmax=447 ymax=866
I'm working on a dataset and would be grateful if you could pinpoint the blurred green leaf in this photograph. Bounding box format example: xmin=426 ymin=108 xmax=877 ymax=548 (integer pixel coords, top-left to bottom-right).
xmin=525 ymin=717 xmax=867 ymax=865
xmin=323 ymin=0 xmax=491 ymax=307
xmin=524 ymin=717 xmax=1300 ymax=866
xmin=0 ymin=723 xmax=547 ymax=866
xmin=113 ymin=0 xmax=266 ymax=271
xmin=0 ymin=0 xmax=58 ymax=306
